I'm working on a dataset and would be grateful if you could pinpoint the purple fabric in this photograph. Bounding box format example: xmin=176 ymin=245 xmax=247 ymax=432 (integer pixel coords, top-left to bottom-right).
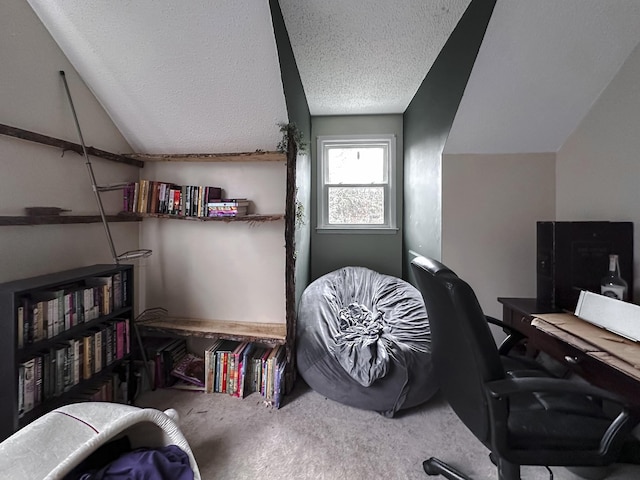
xmin=79 ymin=445 xmax=194 ymax=480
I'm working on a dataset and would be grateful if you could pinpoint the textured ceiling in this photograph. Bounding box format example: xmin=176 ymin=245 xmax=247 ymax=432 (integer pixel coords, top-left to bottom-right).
xmin=446 ymin=0 xmax=640 ymax=154
xmin=26 ymin=0 xmax=288 ymax=154
xmin=279 ymin=0 xmax=470 ymax=116
xmin=24 ymin=1 xmax=640 ymax=155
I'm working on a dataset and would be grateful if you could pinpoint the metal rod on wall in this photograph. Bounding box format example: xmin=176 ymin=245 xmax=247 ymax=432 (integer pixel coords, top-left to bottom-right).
xmin=59 ymin=70 xmax=151 ymax=264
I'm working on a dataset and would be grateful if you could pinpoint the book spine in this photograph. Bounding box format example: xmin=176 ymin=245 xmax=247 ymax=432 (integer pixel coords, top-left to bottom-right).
xmin=105 ymin=323 xmax=113 ymax=366
xmin=116 ymin=321 xmax=124 ymax=359
xmin=72 ymin=339 xmax=80 ymax=386
xmin=54 ymin=347 xmax=65 ymax=396
xmin=94 ymin=330 xmax=102 ymax=374
xmin=82 ymin=335 xmax=93 ymax=381
xmin=32 ymin=302 xmax=43 ymax=342
xmin=221 ymin=352 xmax=228 ymax=393
xmin=34 ymin=356 xmax=43 ymax=407
xmin=41 ymin=350 xmax=51 ymax=401
xmin=18 ymin=364 xmax=24 ymax=417
xmin=64 ymin=292 xmax=73 ymax=331
xmin=17 ymin=306 xmax=24 ymax=349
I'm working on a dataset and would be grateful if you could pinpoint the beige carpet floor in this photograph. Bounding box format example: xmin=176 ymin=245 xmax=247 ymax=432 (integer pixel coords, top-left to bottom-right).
xmin=135 ymin=381 xmax=640 ymax=480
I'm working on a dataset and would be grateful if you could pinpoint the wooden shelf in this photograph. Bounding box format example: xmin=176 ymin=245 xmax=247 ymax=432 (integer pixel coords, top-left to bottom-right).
xmin=130 ymin=151 xmax=286 ymax=163
xmin=139 ymin=317 xmax=287 ymax=345
xmin=0 ymin=215 xmax=142 ymax=226
xmin=0 ymin=123 xmax=143 ymax=168
xmin=118 ymin=212 xmax=284 ymax=222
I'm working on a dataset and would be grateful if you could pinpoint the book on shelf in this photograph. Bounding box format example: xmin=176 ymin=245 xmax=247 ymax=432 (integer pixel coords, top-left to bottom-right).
xmin=82 ymin=333 xmax=94 ymax=381
xmin=142 ymin=337 xmax=187 ymax=389
xmin=21 ymin=358 xmax=36 ymax=415
xmin=33 ymin=355 xmax=43 ymax=407
xmin=149 ymin=181 xmax=159 ymax=214
xmin=92 ymin=328 xmax=103 ymax=374
xmin=228 ymin=341 xmax=247 ymax=396
xmin=218 ymin=340 xmax=240 ymax=393
xmin=237 ymin=342 xmax=256 ymax=399
xmin=17 ymin=305 xmax=24 ymax=349
xmin=70 ymin=338 xmax=80 ymax=386
xmin=112 ymin=271 xmax=123 ymax=310
xmin=207 ymin=205 xmax=248 ymax=217
xmin=195 ymin=340 xmax=287 ymax=407
xmin=85 ymin=275 xmax=114 ymax=316
xmin=171 ymin=353 xmax=205 ymax=388
xmin=205 ymin=187 xmax=223 ymax=204
xmin=204 ymin=339 xmax=224 ymax=394
xmin=122 ymin=181 xmax=227 ymax=217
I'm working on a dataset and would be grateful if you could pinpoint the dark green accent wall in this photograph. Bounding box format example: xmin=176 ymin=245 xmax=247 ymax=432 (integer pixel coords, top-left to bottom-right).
xmin=403 ymin=0 xmax=496 ymax=282
xmin=269 ymin=0 xmax=312 ymax=304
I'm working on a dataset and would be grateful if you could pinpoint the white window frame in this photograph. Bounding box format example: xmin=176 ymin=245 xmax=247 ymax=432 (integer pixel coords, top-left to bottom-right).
xmin=316 ymin=134 xmax=397 ymax=232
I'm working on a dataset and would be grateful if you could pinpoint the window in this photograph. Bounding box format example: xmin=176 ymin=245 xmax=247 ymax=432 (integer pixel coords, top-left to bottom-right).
xmin=317 ymin=135 xmax=396 ymax=231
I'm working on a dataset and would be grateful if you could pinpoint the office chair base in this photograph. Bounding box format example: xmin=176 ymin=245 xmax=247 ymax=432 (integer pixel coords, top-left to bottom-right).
xmin=423 ymin=457 xmax=471 ymax=480
xmin=423 ymin=456 xmax=523 ymax=480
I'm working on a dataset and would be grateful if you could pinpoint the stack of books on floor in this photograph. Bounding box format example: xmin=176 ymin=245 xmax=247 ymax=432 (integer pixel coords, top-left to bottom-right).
xmin=205 ymin=341 xmax=285 ymax=408
xmin=142 ymin=337 xmax=191 ymax=390
xmin=140 ymin=338 xmax=286 ymax=408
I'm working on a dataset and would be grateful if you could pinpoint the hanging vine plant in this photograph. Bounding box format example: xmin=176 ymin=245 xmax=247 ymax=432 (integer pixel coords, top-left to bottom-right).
xmin=277 ymin=122 xmax=307 ymax=153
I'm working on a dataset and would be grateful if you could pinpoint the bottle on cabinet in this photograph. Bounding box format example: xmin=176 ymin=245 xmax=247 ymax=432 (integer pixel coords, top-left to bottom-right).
xmin=600 ymin=254 xmax=628 ymax=301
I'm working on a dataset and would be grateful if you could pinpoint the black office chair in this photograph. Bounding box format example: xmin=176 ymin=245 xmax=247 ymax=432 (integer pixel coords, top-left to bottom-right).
xmin=410 ymin=255 xmax=640 ymax=480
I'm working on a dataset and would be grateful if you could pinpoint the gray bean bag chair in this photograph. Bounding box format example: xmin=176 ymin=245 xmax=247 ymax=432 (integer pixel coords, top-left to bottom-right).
xmin=297 ymin=266 xmax=438 ymax=417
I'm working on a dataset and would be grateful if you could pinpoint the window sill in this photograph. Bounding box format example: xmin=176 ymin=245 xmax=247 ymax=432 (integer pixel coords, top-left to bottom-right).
xmin=315 ymin=226 xmax=399 ymax=235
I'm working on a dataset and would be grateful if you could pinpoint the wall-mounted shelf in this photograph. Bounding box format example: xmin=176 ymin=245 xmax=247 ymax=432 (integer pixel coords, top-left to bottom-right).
xmin=130 ymin=151 xmax=285 ymax=163
xmin=139 ymin=317 xmax=286 ymax=346
xmin=118 ymin=212 xmax=284 ymax=223
xmin=0 ymin=215 xmax=142 ymax=226
xmin=0 ymin=123 xmax=143 ymax=168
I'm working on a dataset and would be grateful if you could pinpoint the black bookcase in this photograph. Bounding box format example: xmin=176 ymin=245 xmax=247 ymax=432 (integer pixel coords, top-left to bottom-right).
xmin=0 ymin=264 xmax=134 ymax=441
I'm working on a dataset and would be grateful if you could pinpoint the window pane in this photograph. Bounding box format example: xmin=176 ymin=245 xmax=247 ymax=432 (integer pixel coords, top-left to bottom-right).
xmin=328 ymin=187 xmax=385 ymax=225
xmin=327 ymin=147 xmax=385 ymax=184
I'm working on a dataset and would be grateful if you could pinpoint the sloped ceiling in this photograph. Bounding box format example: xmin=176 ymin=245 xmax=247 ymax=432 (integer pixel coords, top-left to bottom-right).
xmin=26 ymin=0 xmax=640 ymax=155
xmin=26 ymin=0 xmax=289 ymax=154
xmin=445 ymin=0 xmax=640 ymax=154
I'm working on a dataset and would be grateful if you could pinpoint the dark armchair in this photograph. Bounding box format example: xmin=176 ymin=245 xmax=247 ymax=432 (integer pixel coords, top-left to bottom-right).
xmin=410 ymin=255 xmax=640 ymax=480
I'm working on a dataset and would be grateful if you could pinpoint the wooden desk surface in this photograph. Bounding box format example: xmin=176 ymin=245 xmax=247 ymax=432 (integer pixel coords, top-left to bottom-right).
xmin=499 ymin=297 xmax=640 ymax=402
xmin=532 ymin=313 xmax=640 ymax=383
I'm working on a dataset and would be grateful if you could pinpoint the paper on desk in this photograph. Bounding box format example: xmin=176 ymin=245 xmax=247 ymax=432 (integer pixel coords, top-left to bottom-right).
xmin=534 ymin=312 xmax=640 ymax=368
xmin=574 ymin=290 xmax=640 ymax=342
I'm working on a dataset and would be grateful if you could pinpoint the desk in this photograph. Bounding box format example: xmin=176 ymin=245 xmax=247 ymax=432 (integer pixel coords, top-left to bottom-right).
xmin=498 ymin=297 xmax=640 ymax=403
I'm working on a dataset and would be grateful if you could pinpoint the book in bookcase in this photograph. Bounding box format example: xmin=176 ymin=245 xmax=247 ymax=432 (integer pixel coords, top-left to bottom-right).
xmin=0 ymin=264 xmax=135 ymax=441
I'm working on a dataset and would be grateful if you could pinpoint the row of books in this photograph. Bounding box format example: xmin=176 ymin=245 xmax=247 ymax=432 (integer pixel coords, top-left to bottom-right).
xmin=17 ymin=271 xmax=128 ymax=348
xmin=122 ymin=180 xmax=250 ymax=217
xmin=142 ymin=337 xmax=188 ymax=390
xmin=17 ymin=318 xmax=130 ymax=417
xmin=204 ymin=341 xmax=286 ymax=408
xmin=66 ymin=365 xmax=129 ymax=404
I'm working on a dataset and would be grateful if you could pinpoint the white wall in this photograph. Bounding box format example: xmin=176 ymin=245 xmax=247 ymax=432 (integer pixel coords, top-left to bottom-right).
xmin=557 ymin=41 xmax=640 ymax=302
xmin=0 ymin=0 xmax=139 ymax=283
xmin=139 ymin=161 xmax=287 ymax=324
xmin=442 ymin=153 xmax=556 ymax=320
